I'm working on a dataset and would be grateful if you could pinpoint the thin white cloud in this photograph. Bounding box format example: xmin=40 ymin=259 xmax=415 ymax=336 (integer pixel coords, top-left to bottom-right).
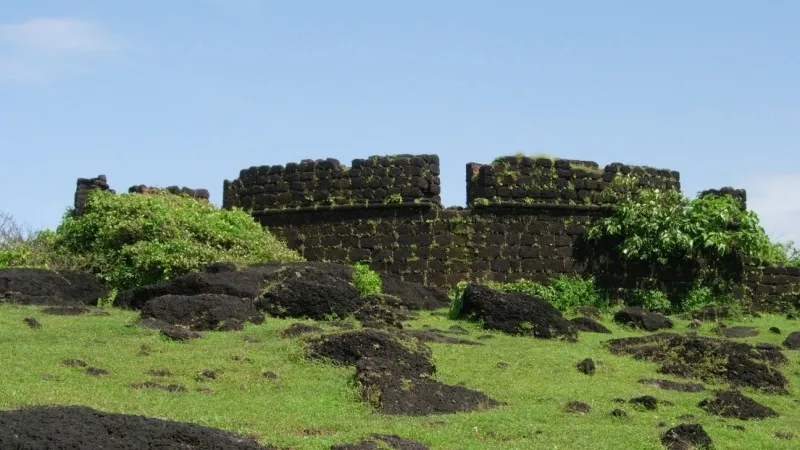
xmin=745 ymin=173 xmax=800 ymax=244
xmin=0 ymin=17 xmax=117 ymax=81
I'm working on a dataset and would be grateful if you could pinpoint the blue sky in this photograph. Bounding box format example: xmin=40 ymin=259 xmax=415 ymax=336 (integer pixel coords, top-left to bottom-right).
xmin=1 ymin=1 xmax=799 ymax=242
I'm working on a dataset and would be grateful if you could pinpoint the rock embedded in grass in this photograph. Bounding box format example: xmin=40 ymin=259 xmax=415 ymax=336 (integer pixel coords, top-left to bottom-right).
xmin=783 ymin=331 xmax=800 ymax=349
xmin=610 ymin=408 xmax=628 ymax=419
xmin=565 ymin=401 xmax=591 ymax=414
xmin=355 ymin=356 xmax=502 ymax=416
xmin=332 ymin=433 xmax=430 ymax=449
xmin=661 ymin=423 xmax=713 ymax=450
xmin=576 ymin=358 xmax=595 ymax=375
xmin=0 ymin=405 xmax=275 ymax=449
xmin=456 ymin=283 xmax=577 ymax=341
xmin=306 ymin=329 xmax=436 ymax=375
xmin=570 ymin=317 xmax=611 ymax=334
xmin=606 ymin=332 xmax=789 ymax=393
xmin=613 ymin=307 xmax=673 ymax=331
xmin=698 ymin=390 xmax=779 ymax=420
xmin=140 ymin=293 xmax=264 ymax=331
xmin=0 ymin=268 xmax=109 ymax=307
xmin=630 ymin=395 xmax=658 ymax=410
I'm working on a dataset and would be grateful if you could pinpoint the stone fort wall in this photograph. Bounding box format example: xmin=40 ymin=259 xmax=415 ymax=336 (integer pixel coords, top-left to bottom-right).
xmin=70 ymin=153 xmax=798 ymax=313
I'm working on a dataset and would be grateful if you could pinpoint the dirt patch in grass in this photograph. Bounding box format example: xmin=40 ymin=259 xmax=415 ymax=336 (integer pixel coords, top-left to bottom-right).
xmin=332 ymin=433 xmax=430 ymax=449
xmin=402 ymin=330 xmax=483 ymax=346
xmin=135 ymin=318 xmax=204 ymax=341
xmin=0 ymin=268 xmax=109 ymax=307
xmin=279 ymin=323 xmax=323 ymax=338
xmin=638 ymin=378 xmax=706 ymax=392
xmin=130 ymin=381 xmax=187 ymax=393
xmin=698 ymin=390 xmax=779 ymax=420
xmin=606 ymin=333 xmax=789 ymax=394
xmin=716 ymin=326 xmax=759 ymax=338
xmin=456 ymin=283 xmax=577 ymax=341
xmin=40 ymin=305 xmax=92 ymax=316
xmin=0 ymin=405 xmax=274 ymax=449
xmin=140 ymin=294 xmax=264 ymax=331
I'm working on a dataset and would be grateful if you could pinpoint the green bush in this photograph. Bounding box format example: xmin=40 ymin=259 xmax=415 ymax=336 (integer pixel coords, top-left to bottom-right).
xmin=586 ymin=185 xmax=779 ymax=265
xmin=627 ymin=289 xmax=671 ymax=313
xmin=17 ymin=189 xmax=304 ymax=290
xmin=448 ymin=275 xmax=611 ymax=317
xmin=448 ymin=280 xmax=470 ymax=319
xmin=352 ymin=263 xmax=382 ymax=296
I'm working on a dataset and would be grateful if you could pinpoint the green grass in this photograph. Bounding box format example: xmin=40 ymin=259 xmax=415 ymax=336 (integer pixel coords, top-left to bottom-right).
xmin=1 ymin=304 xmax=797 ymax=449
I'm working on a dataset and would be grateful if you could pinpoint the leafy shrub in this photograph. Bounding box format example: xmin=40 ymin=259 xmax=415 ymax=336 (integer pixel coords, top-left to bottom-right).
xmin=352 ymin=263 xmax=382 ymax=296
xmin=447 ymin=275 xmax=611 ymax=317
xmin=627 ymin=289 xmax=671 ymax=313
xmin=766 ymin=240 xmax=800 ymax=268
xmin=447 ymin=280 xmax=470 ymax=319
xmin=24 ymin=189 xmax=304 ymax=290
xmin=680 ymin=284 xmax=738 ymax=315
xmin=587 ymin=184 xmax=779 ymax=265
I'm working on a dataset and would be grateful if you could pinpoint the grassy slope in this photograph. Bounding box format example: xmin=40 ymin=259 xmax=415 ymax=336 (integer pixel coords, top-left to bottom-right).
xmin=1 ymin=304 xmax=797 ymax=450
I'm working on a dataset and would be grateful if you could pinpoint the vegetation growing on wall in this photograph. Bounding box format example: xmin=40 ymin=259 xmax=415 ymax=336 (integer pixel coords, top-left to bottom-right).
xmin=586 ymin=177 xmax=788 ymax=266
xmin=0 ymin=190 xmax=304 ymax=290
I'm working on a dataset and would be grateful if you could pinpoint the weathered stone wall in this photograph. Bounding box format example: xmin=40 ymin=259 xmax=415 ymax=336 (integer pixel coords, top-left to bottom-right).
xmin=221 ymin=153 xmax=798 ymax=313
xmin=222 ymin=154 xmax=442 ymax=212
xmin=466 ymin=156 xmax=680 ymax=206
xmin=74 ymin=175 xmax=113 ymax=217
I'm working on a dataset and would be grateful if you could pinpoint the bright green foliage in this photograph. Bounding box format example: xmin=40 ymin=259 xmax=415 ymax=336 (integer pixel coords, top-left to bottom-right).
xmin=36 ymin=189 xmax=303 ymax=290
xmin=627 ymin=289 xmax=671 ymax=313
xmin=587 ymin=185 xmax=779 ymax=265
xmin=767 ymin=240 xmax=800 ymax=267
xmin=680 ymin=284 xmax=739 ymax=316
xmin=448 ymin=275 xmax=611 ymax=317
xmin=448 ymin=280 xmax=470 ymax=319
xmin=0 ymin=229 xmax=83 ymax=271
xmin=352 ymin=263 xmax=382 ymax=296
xmin=498 ymin=276 xmax=611 ymax=312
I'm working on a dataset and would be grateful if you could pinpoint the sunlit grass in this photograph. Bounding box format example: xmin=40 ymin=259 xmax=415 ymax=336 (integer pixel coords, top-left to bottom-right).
xmin=1 ymin=304 xmax=797 ymax=449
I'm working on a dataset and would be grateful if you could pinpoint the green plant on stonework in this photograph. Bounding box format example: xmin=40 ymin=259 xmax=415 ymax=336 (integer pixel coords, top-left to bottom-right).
xmin=352 ymin=263 xmax=382 ymax=296
xmin=586 ymin=182 xmax=779 ymax=266
xmin=41 ymin=189 xmax=303 ymax=290
xmin=766 ymin=240 xmax=800 ymax=267
xmin=384 ymin=193 xmax=403 ymax=204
